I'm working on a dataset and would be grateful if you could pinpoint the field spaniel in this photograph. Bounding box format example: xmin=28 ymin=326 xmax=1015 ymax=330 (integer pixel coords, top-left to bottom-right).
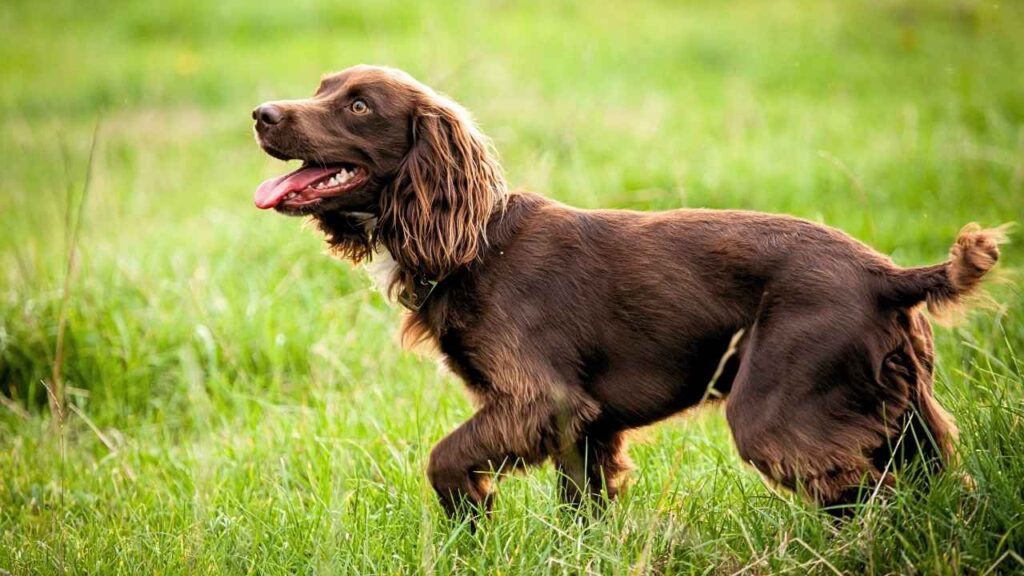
xmin=251 ymin=65 xmax=1004 ymax=517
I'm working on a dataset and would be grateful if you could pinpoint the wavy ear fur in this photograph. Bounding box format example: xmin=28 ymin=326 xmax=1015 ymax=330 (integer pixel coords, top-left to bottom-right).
xmin=379 ymin=96 xmax=506 ymax=287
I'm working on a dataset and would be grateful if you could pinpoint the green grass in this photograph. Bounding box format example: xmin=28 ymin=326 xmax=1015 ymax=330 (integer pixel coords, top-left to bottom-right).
xmin=1 ymin=0 xmax=1023 ymax=573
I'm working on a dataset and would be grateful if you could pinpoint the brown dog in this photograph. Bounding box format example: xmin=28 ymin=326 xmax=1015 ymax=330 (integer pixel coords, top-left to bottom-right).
xmin=252 ymin=65 xmax=1003 ymax=517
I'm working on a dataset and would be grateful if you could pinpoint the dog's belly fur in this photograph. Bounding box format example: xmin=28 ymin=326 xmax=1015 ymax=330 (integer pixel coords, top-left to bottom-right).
xmin=584 ymin=332 xmax=738 ymax=427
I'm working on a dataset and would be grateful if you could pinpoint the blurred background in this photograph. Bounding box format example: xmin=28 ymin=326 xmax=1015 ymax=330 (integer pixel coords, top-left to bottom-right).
xmin=1 ymin=0 xmax=1022 ymax=573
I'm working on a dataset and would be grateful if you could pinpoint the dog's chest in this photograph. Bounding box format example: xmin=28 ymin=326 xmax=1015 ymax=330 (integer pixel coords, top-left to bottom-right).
xmin=346 ymin=213 xmax=401 ymax=301
xmin=363 ymin=249 xmax=400 ymax=298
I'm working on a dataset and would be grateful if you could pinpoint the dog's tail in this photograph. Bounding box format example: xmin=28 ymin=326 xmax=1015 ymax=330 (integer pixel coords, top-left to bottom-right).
xmin=882 ymin=223 xmax=1010 ymax=316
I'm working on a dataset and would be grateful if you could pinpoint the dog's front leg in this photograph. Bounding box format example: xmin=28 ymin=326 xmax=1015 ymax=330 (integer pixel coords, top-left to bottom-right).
xmin=427 ymin=391 xmax=595 ymax=519
xmin=426 ymin=400 xmax=547 ymax=518
xmin=554 ymin=425 xmax=631 ymax=507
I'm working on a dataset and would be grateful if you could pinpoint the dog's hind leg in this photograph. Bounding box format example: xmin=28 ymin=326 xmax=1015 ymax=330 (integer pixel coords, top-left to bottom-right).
xmin=724 ymin=300 xmax=915 ymax=513
xmin=870 ymin=308 xmax=956 ymax=477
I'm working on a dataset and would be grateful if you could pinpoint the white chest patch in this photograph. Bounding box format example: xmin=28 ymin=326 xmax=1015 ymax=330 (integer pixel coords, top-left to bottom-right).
xmin=363 ymin=248 xmax=400 ymax=300
xmin=347 ymin=212 xmax=400 ymax=302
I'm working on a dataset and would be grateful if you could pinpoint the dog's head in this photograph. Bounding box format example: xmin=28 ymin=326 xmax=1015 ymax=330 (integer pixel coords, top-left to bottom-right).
xmin=252 ymin=65 xmax=506 ymax=278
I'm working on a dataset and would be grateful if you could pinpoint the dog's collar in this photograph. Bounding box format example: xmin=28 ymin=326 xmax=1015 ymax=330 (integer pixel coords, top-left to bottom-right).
xmin=398 ymin=276 xmax=438 ymax=311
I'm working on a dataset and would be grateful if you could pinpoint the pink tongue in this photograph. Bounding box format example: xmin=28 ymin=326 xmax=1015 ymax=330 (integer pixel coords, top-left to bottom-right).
xmin=254 ymin=166 xmax=339 ymax=209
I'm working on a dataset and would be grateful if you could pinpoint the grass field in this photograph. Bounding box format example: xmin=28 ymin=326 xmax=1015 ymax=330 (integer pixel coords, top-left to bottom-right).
xmin=2 ymin=0 xmax=1023 ymax=573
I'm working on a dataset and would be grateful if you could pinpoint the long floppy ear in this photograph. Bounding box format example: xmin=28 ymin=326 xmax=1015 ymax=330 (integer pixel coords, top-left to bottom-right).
xmin=379 ymin=97 xmax=506 ymax=284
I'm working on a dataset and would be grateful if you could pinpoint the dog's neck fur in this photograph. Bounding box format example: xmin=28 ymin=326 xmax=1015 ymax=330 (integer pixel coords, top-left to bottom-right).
xmin=364 ymin=248 xmax=401 ymax=300
xmin=317 ymin=192 xmax=535 ymax=311
xmin=338 ymin=211 xmax=401 ymax=301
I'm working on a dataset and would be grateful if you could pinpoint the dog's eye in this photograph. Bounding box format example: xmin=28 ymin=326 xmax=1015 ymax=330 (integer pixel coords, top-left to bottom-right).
xmin=350 ymin=99 xmax=370 ymax=115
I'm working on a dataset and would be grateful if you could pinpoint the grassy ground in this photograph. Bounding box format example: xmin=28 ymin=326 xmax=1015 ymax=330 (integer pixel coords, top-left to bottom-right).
xmin=2 ymin=0 xmax=1023 ymax=573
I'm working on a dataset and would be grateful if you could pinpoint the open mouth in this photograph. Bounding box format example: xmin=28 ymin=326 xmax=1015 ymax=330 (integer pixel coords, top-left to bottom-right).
xmin=254 ymin=163 xmax=368 ymax=210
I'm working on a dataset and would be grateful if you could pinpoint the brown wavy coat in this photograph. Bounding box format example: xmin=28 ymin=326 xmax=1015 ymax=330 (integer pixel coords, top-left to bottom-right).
xmin=252 ymin=65 xmax=1005 ymax=517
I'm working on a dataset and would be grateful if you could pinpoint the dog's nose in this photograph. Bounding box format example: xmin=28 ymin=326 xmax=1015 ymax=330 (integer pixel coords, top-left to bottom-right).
xmin=253 ymin=104 xmax=284 ymax=126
